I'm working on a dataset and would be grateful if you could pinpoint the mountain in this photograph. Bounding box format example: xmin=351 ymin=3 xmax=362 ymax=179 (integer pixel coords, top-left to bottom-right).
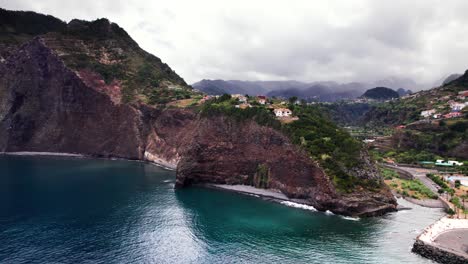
xmin=361 ymin=87 xmax=400 ymax=100
xmin=0 ymin=8 xmax=396 ymax=216
xmin=442 ymin=73 xmax=462 ymax=85
xmin=192 ymin=79 xmax=308 ymax=95
xmin=193 ymin=78 xmax=423 ymax=102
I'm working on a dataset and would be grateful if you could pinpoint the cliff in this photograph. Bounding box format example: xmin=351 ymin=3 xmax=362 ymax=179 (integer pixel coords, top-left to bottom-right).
xmin=0 ymin=9 xmax=397 ymax=217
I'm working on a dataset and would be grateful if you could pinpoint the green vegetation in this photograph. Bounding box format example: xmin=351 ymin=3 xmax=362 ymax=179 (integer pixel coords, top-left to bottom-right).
xmin=361 ymin=87 xmax=399 ymax=100
xmin=200 ymin=96 xmax=281 ymax=129
xmin=381 ymin=167 xmax=399 ymax=180
xmin=427 ymin=173 xmax=449 ymax=189
xmin=383 ymin=168 xmax=438 ymax=199
xmin=378 ymin=149 xmax=439 ymax=164
xmin=201 ymin=97 xmax=379 ymax=192
xmin=283 ymin=105 xmax=372 ymax=192
xmin=253 ymin=164 xmax=270 ymax=189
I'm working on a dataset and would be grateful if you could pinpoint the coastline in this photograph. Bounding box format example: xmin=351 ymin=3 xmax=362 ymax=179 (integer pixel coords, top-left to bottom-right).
xmin=0 ymin=151 xmax=177 ymax=171
xmin=1 ymin=151 xmax=85 ymax=157
xmin=202 ymin=183 xmax=358 ymax=219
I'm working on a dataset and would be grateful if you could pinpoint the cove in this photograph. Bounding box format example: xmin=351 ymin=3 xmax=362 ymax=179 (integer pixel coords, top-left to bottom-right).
xmin=0 ymin=155 xmax=444 ymax=263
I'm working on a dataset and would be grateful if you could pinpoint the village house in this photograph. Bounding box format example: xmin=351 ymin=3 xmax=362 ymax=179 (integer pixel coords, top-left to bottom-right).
xmin=450 ymin=102 xmax=467 ymax=112
xmin=420 ymin=109 xmax=436 ymax=118
xmin=232 ymin=94 xmax=247 ymax=103
xmin=443 ymin=112 xmax=462 ymax=119
xmin=199 ymin=95 xmax=213 ymax=103
xmin=235 ymin=103 xmax=251 ymax=109
xmin=458 ymin=90 xmax=468 ymax=100
xmin=274 ymin=108 xmax=292 ymax=117
xmin=257 ymin=95 xmax=267 ymax=104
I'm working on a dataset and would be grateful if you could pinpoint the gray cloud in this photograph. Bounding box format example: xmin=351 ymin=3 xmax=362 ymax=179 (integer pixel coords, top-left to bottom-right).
xmin=2 ymin=0 xmax=468 ymax=88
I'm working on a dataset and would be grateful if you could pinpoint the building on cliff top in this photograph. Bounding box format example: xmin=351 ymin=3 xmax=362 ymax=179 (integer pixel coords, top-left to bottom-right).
xmin=257 ymin=96 xmax=267 ymax=104
xmin=274 ymin=108 xmax=292 ymax=117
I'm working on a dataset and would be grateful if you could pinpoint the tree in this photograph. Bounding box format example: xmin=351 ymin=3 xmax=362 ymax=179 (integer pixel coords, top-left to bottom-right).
xmin=289 ymin=96 xmax=298 ymax=104
xmin=218 ymin=94 xmax=232 ymax=102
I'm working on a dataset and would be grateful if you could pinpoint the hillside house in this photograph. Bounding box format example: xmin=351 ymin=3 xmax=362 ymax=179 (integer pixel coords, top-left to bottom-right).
xmin=235 ymin=103 xmax=251 ymax=109
xmin=232 ymin=94 xmax=247 ymax=103
xmin=443 ymin=112 xmax=462 ymax=119
xmin=421 ymin=109 xmax=436 ymax=118
xmin=257 ymin=96 xmax=267 ymax=104
xmin=436 ymin=160 xmax=463 ymax=166
xmin=450 ymin=102 xmax=467 ymax=112
xmin=457 ymin=91 xmax=468 ymax=100
xmin=274 ymin=108 xmax=292 ymax=117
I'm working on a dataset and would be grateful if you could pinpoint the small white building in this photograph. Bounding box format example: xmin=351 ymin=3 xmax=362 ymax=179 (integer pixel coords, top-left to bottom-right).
xmin=450 ymin=102 xmax=467 ymax=112
xmin=274 ymin=108 xmax=292 ymax=117
xmin=257 ymin=96 xmax=267 ymax=105
xmin=232 ymin=94 xmax=247 ymax=103
xmin=421 ymin=109 xmax=436 ymax=118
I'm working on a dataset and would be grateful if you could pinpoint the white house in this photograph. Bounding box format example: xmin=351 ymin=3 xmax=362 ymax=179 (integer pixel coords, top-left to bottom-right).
xmin=257 ymin=96 xmax=267 ymax=104
xmin=450 ymin=102 xmax=467 ymax=112
xmin=232 ymin=94 xmax=247 ymax=103
xmin=274 ymin=108 xmax=292 ymax=117
xmin=421 ymin=109 xmax=436 ymax=118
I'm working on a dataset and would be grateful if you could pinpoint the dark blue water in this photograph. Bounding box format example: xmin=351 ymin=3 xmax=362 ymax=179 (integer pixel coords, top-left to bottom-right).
xmin=0 ymin=156 xmax=442 ymax=263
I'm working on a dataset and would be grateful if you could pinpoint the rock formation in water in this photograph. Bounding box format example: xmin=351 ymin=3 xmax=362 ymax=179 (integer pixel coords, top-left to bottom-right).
xmin=0 ymin=8 xmax=396 ymax=217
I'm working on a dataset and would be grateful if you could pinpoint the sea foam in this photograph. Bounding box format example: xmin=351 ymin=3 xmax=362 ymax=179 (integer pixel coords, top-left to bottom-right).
xmin=340 ymin=216 xmax=360 ymax=221
xmin=280 ymin=201 xmax=317 ymax=211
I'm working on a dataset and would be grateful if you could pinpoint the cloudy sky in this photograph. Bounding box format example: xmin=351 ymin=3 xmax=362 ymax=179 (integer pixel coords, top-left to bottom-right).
xmin=2 ymin=0 xmax=468 ymax=86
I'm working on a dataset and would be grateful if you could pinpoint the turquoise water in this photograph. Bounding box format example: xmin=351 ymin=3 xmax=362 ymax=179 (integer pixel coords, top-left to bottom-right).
xmin=0 ymin=156 xmax=443 ymax=263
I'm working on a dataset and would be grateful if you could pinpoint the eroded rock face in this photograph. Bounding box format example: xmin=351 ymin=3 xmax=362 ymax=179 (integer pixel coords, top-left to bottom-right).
xmin=0 ymin=37 xmax=397 ymax=217
xmin=175 ymin=116 xmax=397 ymax=216
xmin=0 ymin=38 xmax=144 ymax=158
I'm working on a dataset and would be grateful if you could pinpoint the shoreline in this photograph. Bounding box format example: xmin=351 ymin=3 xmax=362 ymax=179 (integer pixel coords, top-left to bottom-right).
xmin=202 ymin=184 xmax=359 ymax=220
xmin=0 ymin=151 xmax=176 ymax=171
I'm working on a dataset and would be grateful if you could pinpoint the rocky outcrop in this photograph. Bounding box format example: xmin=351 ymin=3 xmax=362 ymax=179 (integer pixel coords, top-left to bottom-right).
xmin=175 ymin=116 xmax=397 ymax=216
xmin=0 ymin=38 xmax=144 ymax=158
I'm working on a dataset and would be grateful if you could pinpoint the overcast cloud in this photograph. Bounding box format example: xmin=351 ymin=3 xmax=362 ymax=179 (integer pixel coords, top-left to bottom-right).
xmin=2 ymin=0 xmax=468 ymax=86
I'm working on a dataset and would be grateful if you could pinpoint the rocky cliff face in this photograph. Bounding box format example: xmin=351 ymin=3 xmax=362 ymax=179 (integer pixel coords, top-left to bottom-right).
xmin=175 ymin=116 xmax=396 ymax=216
xmin=0 ymin=9 xmax=397 ymax=217
xmin=0 ymin=38 xmax=145 ymax=158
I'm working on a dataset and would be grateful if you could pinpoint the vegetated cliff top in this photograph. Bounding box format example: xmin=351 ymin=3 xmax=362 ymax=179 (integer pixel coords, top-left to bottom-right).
xmin=361 ymin=87 xmax=399 ymax=100
xmin=0 ymin=8 xmax=193 ymax=105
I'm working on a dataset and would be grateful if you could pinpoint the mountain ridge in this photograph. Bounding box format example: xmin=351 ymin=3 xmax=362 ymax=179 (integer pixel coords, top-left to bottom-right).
xmin=193 ymin=78 xmax=421 ymax=102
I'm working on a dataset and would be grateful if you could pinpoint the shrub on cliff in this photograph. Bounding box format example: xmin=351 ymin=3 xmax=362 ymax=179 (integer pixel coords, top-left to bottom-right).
xmin=200 ymin=103 xmax=281 ymax=129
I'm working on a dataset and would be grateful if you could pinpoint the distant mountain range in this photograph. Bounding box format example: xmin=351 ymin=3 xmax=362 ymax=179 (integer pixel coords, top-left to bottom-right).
xmin=193 ymin=78 xmax=417 ymax=102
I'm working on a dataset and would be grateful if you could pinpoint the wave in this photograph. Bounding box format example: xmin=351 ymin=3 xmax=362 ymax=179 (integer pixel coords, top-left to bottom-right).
xmin=325 ymin=210 xmax=334 ymax=215
xmin=280 ymin=201 xmax=317 ymax=211
xmin=340 ymin=216 xmax=360 ymax=221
